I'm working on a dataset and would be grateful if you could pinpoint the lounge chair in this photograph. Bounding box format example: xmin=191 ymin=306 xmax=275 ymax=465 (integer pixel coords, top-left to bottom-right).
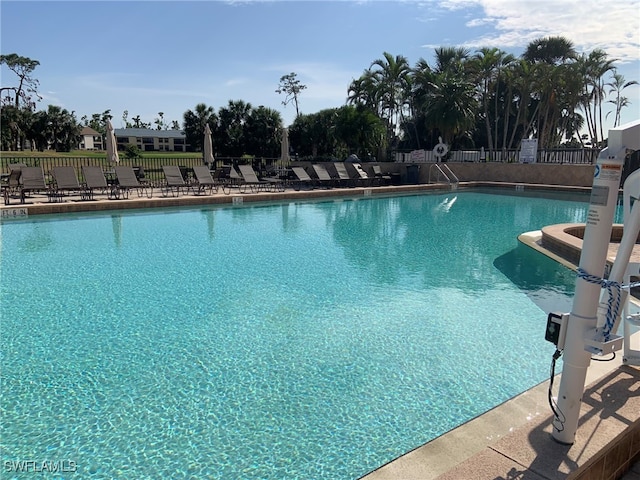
xmin=291 ymin=166 xmax=315 ymax=191
xmin=161 ymin=165 xmax=187 ymax=197
xmin=51 ymin=166 xmax=90 ymax=201
xmin=2 ymin=164 xmax=25 ymax=205
xmin=311 ymin=164 xmax=334 ymax=189
xmin=351 ymin=162 xmax=373 ymax=187
xmin=332 ymin=162 xmax=355 ymax=187
xmin=192 ymin=165 xmax=219 ymax=195
xmin=372 ymin=165 xmax=392 ymax=186
xmin=14 ymin=166 xmax=50 ymax=204
xmin=261 ymin=167 xmax=286 ymax=192
xmin=115 ymin=166 xmax=152 ymax=198
xmin=237 ymin=164 xmax=270 ymax=194
xmin=218 ymin=165 xmax=242 ymax=195
xmin=82 ymin=166 xmax=118 ymax=200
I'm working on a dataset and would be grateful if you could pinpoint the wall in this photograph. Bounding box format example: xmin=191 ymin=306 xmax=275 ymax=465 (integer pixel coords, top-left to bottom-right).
xmin=421 ymin=162 xmax=596 ymax=187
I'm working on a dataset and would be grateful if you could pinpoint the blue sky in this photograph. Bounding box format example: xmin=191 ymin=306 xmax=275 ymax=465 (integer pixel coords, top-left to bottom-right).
xmin=1 ymin=0 xmax=639 ymax=133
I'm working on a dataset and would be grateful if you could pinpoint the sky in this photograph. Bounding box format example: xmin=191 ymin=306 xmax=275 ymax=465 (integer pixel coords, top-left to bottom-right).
xmin=1 ymin=0 xmax=639 ymax=135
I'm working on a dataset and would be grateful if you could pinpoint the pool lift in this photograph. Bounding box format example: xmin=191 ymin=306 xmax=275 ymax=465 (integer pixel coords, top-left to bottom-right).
xmin=545 ymin=119 xmax=640 ymax=445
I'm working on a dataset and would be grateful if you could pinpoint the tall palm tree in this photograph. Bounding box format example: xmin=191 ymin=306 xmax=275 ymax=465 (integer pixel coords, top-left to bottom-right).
xmin=433 ymin=46 xmax=470 ymax=76
xmin=577 ymin=49 xmax=618 ymax=146
xmin=523 ymin=36 xmax=578 ymax=148
xmin=606 ymin=72 xmax=638 ymax=127
xmin=368 ymin=52 xmax=412 ymax=147
xmin=472 ymin=47 xmax=516 ymax=153
xmin=422 ymin=72 xmax=478 ymax=147
xmin=347 ymin=70 xmax=382 ymax=117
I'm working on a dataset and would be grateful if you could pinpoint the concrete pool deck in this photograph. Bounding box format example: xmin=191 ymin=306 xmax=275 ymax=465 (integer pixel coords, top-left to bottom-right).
xmin=2 ymin=182 xmax=639 ymax=479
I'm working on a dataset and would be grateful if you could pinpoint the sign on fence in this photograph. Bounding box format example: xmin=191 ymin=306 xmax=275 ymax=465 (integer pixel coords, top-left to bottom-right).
xmin=408 ymin=149 xmax=426 ymax=163
xmin=519 ymin=139 xmax=538 ymax=164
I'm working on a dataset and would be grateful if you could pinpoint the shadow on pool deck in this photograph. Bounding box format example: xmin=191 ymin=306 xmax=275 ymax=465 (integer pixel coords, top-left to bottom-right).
xmin=2 ymin=182 xmax=639 ymax=479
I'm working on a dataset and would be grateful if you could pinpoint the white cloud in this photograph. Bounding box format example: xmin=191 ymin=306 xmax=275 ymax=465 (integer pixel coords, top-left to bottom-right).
xmin=439 ymin=0 xmax=640 ymax=62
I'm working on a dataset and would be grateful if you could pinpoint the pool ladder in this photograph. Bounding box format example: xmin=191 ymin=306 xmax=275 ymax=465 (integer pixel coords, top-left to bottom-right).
xmin=428 ymin=163 xmax=459 ymax=190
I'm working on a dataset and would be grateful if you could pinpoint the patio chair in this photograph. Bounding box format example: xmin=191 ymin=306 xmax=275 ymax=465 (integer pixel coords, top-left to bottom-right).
xmin=192 ymin=165 xmax=219 ymax=195
xmin=2 ymin=164 xmax=25 ymax=205
xmin=237 ymin=164 xmax=270 ymax=194
xmin=51 ymin=166 xmax=90 ymax=201
xmin=291 ymin=166 xmax=315 ymax=191
xmin=372 ymin=165 xmax=392 ymax=186
xmin=332 ymin=162 xmax=355 ymax=187
xmin=82 ymin=166 xmax=118 ymax=200
xmin=161 ymin=165 xmax=187 ymax=197
xmin=311 ymin=164 xmax=334 ymax=189
xmin=115 ymin=166 xmax=152 ymax=198
xmin=218 ymin=165 xmax=242 ymax=195
xmin=261 ymin=166 xmax=286 ymax=192
xmin=351 ymin=162 xmax=373 ymax=187
xmin=15 ymin=166 xmax=51 ymax=204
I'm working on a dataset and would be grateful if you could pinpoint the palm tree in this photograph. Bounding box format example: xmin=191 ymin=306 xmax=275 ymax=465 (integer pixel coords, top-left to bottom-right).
xmin=368 ymin=52 xmax=412 ymax=149
xmin=433 ymin=46 xmax=471 ymax=76
xmin=347 ymin=70 xmax=382 ymax=116
xmin=472 ymin=47 xmax=516 ymax=154
xmin=218 ymin=100 xmax=253 ymax=156
xmin=606 ymin=72 xmax=638 ymax=127
xmin=182 ymin=103 xmax=215 ymax=152
xmin=244 ymin=106 xmax=283 ymax=157
xmin=422 ymin=72 xmax=478 ymax=147
xmin=577 ymin=49 xmax=618 ymax=146
xmin=523 ymin=36 xmax=577 ymax=65
xmin=523 ymin=36 xmax=579 ymax=148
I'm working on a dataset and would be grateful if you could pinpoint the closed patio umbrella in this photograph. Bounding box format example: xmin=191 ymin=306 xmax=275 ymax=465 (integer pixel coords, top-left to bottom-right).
xmin=280 ymin=128 xmax=290 ymax=164
xmin=204 ymin=124 xmax=215 ymax=166
xmin=106 ymin=119 xmax=120 ymax=165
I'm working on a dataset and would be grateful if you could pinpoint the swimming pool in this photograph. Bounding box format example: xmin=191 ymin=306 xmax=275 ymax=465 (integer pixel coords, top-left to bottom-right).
xmin=0 ymin=190 xmax=611 ymax=479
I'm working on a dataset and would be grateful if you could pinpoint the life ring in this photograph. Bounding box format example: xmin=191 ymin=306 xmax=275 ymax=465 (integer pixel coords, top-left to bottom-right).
xmin=433 ymin=143 xmax=448 ymax=158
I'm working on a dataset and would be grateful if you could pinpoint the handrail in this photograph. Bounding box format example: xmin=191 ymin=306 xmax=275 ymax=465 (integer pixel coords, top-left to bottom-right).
xmin=440 ymin=164 xmax=459 ymax=185
xmin=428 ymin=163 xmax=459 ymax=189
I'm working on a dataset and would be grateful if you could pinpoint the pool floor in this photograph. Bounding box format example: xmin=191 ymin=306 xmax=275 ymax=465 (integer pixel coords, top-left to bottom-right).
xmin=1 ymin=186 xmax=636 ymax=479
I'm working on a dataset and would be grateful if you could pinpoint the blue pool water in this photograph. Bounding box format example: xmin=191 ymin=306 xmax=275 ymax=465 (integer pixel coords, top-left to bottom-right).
xmin=0 ymin=190 xmax=614 ymax=479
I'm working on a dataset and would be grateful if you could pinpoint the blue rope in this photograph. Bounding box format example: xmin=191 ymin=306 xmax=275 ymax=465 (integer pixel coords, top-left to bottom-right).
xmin=576 ymin=268 xmax=640 ymax=341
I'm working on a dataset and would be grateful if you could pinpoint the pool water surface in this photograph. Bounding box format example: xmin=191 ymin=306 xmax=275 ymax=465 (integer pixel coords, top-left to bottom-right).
xmin=0 ymin=191 xmax=606 ymax=479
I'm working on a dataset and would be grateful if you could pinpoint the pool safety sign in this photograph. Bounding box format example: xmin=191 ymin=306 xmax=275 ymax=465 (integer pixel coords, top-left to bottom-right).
xmin=586 ymin=160 xmax=623 ymax=226
xmin=519 ymin=139 xmax=538 ymax=163
xmin=594 ymin=163 xmax=622 ymax=181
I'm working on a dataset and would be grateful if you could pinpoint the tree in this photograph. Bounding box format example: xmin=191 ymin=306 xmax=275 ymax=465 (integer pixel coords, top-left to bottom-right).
xmin=289 ymin=109 xmax=338 ymax=158
xmin=218 ymin=100 xmax=252 ymax=156
xmin=606 ymin=72 xmax=638 ymax=127
xmin=522 ymin=36 xmax=581 ymax=148
xmin=577 ymin=49 xmax=618 ymax=146
xmin=42 ymin=105 xmax=81 ymax=152
xmin=0 ymin=53 xmax=41 ymax=109
xmin=154 ymin=112 xmax=166 ymax=130
xmin=183 ymin=103 xmax=215 ymax=153
xmin=369 ymin=52 xmax=412 ymax=149
xmin=333 ymin=105 xmax=386 ymax=160
xmin=275 ymin=72 xmax=307 ymax=117
xmin=471 ymin=47 xmax=516 ymax=153
xmin=81 ymin=110 xmax=112 ymax=138
xmin=244 ymin=106 xmax=283 ymax=158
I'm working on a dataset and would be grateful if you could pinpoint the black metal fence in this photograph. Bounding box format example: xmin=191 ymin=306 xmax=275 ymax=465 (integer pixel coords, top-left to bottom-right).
xmin=0 ymin=156 xmax=287 ymax=179
xmin=394 ymin=148 xmax=599 ymax=164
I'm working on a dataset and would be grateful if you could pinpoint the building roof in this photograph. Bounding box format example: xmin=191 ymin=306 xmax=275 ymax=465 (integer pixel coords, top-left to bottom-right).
xmin=115 ymin=128 xmax=185 ymax=139
xmin=80 ymin=126 xmax=101 ymax=136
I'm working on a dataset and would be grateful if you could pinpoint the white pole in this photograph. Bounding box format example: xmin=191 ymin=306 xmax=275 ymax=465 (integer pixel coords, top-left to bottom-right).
xmin=551 ymin=119 xmax=640 ymax=444
xmin=552 ymin=148 xmax=624 ymax=444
